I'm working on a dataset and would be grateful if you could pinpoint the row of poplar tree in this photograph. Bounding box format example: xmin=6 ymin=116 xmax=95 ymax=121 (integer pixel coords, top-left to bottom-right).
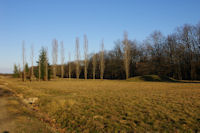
xmin=14 ymin=22 xmax=200 ymax=80
xmin=13 ymin=33 xmax=130 ymax=81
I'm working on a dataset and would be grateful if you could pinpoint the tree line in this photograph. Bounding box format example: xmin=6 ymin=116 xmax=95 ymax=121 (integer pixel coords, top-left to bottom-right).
xmin=13 ymin=22 xmax=200 ymax=81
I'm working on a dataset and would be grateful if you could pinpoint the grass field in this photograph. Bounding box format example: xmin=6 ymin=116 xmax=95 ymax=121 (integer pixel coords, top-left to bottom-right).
xmin=0 ymin=77 xmax=53 ymax=133
xmin=1 ymin=76 xmax=200 ymax=132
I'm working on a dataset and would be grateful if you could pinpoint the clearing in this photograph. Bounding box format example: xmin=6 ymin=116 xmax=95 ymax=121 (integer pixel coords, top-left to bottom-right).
xmin=0 ymin=76 xmax=200 ymax=132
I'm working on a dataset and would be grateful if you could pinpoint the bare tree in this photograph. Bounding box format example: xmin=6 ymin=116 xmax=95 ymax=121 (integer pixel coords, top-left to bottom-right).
xmin=68 ymin=52 xmax=71 ymax=79
xmin=100 ymin=40 xmax=105 ymax=80
xmin=30 ymin=45 xmax=34 ymax=81
xmin=75 ymin=37 xmax=80 ymax=79
xmin=92 ymin=54 xmax=96 ymax=80
xmin=22 ymin=41 xmax=26 ymax=81
xmin=84 ymin=35 xmax=88 ymax=79
xmin=60 ymin=41 xmax=65 ymax=78
xmin=123 ymin=31 xmax=130 ymax=79
xmin=52 ymin=39 xmax=58 ymax=79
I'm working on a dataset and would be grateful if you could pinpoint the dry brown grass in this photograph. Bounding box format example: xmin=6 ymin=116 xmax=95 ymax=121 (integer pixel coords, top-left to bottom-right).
xmin=0 ymin=78 xmax=53 ymax=133
xmin=3 ymin=77 xmax=200 ymax=132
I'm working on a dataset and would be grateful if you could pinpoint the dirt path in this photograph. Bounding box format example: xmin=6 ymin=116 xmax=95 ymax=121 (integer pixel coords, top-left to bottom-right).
xmin=0 ymin=85 xmax=15 ymax=133
xmin=0 ymin=77 xmax=54 ymax=133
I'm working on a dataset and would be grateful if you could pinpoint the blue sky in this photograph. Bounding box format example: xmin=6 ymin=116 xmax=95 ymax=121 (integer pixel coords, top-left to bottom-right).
xmin=0 ymin=0 xmax=200 ymax=73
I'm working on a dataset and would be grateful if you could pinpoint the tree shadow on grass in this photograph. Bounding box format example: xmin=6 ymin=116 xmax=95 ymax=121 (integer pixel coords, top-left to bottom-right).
xmin=128 ymin=75 xmax=200 ymax=83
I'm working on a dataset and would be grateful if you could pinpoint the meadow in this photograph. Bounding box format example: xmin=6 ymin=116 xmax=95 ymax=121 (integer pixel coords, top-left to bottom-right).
xmin=1 ymin=76 xmax=200 ymax=132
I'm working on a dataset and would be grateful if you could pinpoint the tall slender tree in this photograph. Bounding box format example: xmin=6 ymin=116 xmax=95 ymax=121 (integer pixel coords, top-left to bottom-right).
xmin=39 ymin=59 xmax=41 ymax=82
xmin=22 ymin=41 xmax=26 ymax=81
xmin=52 ymin=39 xmax=58 ymax=79
xmin=100 ymin=40 xmax=105 ymax=80
xmin=84 ymin=35 xmax=88 ymax=79
xmin=75 ymin=37 xmax=80 ymax=79
xmin=45 ymin=48 xmax=48 ymax=81
xmin=92 ymin=54 xmax=96 ymax=80
xmin=25 ymin=63 xmax=29 ymax=78
xmin=60 ymin=41 xmax=65 ymax=78
xmin=30 ymin=45 xmax=34 ymax=81
xmin=18 ymin=64 xmax=22 ymax=78
xmin=38 ymin=47 xmax=49 ymax=81
xmin=123 ymin=32 xmax=130 ymax=79
xmin=68 ymin=52 xmax=71 ymax=79
xmin=13 ymin=64 xmax=19 ymax=78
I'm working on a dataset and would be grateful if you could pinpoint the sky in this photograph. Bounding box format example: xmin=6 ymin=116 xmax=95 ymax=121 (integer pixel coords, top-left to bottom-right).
xmin=0 ymin=0 xmax=200 ymax=73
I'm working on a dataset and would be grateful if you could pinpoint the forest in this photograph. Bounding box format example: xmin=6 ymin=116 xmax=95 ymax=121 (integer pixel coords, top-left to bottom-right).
xmin=14 ymin=22 xmax=200 ymax=80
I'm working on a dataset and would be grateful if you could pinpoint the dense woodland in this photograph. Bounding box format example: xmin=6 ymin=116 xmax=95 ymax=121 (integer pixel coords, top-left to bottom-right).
xmin=14 ymin=22 xmax=200 ymax=80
